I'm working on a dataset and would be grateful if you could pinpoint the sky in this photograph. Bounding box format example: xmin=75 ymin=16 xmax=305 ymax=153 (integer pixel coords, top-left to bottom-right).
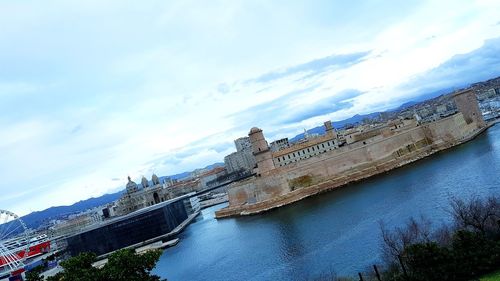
xmin=1 ymin=0 xmax=500 ymax=215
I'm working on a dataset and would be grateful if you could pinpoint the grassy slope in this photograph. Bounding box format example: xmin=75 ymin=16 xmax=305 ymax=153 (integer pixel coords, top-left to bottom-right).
xmin=481 ymin=270 xmax=500 ymax=281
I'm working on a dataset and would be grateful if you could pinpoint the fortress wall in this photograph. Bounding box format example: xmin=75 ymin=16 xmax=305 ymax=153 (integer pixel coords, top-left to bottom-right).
xmin=425 ymin=114 xmax=477 ymax=145
xmin=226 ymin=127 xmax=431 ymax=207
xmin=225 ymin=126 xmax=430 ymax=208
xmin=278 ymin=126 xmax=428 ymax=185
xmin=227 ymin=180 xmax=256 ymax=206
xmin=219 ymin=111 xmax=489 ymax=218
xmin=227 ymin=175 xmax=289 ymax=206
xmin=224 ymin=113 xmax=483 ymax=212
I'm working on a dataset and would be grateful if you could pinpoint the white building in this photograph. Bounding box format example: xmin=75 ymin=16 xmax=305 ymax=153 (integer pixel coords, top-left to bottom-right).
xmin=224 ymin=136 xmax=256 ymax=173
xmin=272 ymin=121 xmax=340 ymax=167
xmin=270 ymin=138 xmax=290 ymax=152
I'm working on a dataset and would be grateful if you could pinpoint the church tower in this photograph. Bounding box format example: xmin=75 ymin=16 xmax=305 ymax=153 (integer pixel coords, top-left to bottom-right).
xmin=248 ymin=127 xmax=275 ymax=175
xmin=453 ymin=88 xmax=486 ymax=128
xmin=152 ymin=174 xmax=160 ymax=185
xmin=126 ymin=176 xmax=138 ymax=194
xmin=141 ymin=176 xmax=149 ymax=188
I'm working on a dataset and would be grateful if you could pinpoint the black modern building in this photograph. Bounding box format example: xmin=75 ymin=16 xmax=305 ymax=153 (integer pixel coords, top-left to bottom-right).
xmin=66 ymin=194 xmax=198 ymax=257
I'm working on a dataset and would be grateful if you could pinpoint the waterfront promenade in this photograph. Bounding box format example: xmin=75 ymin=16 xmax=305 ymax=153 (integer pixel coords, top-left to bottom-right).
xmin=154 ymin=123 xmax=500 ymax=280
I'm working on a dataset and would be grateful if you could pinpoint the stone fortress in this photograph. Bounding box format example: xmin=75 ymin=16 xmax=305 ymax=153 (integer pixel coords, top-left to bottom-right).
xmin=216 ymin=89 xmax=490 ymax=218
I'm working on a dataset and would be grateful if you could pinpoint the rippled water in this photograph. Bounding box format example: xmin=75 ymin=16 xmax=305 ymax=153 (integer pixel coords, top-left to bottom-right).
xmin=153 ymin=124 xmax=500 ymax=281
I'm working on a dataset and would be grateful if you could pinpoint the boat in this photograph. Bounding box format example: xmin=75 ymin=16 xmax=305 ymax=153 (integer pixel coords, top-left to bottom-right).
xmin=0 ymin=234 xmax=51 ymax=268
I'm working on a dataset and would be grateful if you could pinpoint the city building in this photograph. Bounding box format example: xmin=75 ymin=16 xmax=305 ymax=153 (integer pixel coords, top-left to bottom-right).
xmin=234 ymin=137 xmax=253 ymax=152
xmin=113 ymin=174 xmax=202 ymax=216
xmin=270 ymin=138 xmax=290 ymax=152
xmin=65 ymin=193 xmax=200 ymax=257
xmin=51 ymin=211 xmax=103 ymax=238
xmin=197 ymin=166 xmax=226 ymax=188
xmin=224 ymin=136 xmax=256 ymax=173
xmin=272 ymin=121 xmax=340 ymax=167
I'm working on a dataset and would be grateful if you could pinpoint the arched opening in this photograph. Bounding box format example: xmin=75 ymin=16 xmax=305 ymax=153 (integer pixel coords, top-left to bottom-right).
xmin=153 ymin=192 xmax=160 ymax=204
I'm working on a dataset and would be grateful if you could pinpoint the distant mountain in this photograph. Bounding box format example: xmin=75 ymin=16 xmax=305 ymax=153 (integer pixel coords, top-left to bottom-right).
xmin=22 ymin=162 xmax=226 ymax=230
xmin=203 ymin=162 xmax=225 ymax=170
xmin=289 ymin=112 xmax=381 ymax=143
xmin=22 ymin=192 xmax=123 ymax=229
xmin=394 ymin=101 xmax=419 ymax=111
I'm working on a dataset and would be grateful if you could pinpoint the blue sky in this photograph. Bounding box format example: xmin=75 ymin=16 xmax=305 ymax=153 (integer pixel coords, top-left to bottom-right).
xmin=1 ymin=0 xmax=499 ymax=215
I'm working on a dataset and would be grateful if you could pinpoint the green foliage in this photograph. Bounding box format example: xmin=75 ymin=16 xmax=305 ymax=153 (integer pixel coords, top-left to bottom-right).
xmin=387 ymin=231 xmax=500 ymax=281
xmin=481 ymin=270 xmax=500 ymax=281
xmin=43 ymin=249 xmax=165 ymax=281
xmin=383 ymin=196 xmax=500 ymax=281
xmin=403 ymin=242 xmax=453 ymax=281
xmin=450 ymin=230 xmax=500 ymax=279
xmin=101 ymin=249 xmax=164 ymax=281
xmin=25 ymin=265 xmax=45 ymax=281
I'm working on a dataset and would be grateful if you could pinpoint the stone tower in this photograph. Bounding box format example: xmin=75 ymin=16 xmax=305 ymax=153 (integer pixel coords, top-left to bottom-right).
xmin=248 ymin=127 xmax=275 ymax=175
xmin=324 ymin=120 xmax=337 ymax=138
xmin=453 ymin=88 xmax=486 ymax=128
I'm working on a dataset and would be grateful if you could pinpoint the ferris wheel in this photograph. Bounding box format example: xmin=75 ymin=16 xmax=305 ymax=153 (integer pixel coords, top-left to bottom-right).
xmin=0 ymin=210 xmax=29 ymax=274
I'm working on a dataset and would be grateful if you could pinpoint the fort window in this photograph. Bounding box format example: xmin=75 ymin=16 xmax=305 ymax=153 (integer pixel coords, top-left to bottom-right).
xmin=322 ymin=144 xmax=325 ymax=148
xmin=288 ymin=155 xmax=291 ymax=159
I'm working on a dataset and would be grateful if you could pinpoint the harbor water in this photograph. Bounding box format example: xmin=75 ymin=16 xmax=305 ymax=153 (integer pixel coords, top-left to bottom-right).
xmin=153 ymin=124 xmax=500 ymax=281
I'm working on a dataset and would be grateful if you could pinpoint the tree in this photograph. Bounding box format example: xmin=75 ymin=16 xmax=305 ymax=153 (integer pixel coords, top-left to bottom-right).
xmin=450 ymin=230 xmax=500 ymax=279
xmin=403 ymin=242 xmax=453 ymax=281
xmin=380 ymin=216 xmax=433 ymax=263
xmin=450 ymin=196 xmax=500 ymax=237
xmin=382 ymin=196 xmax=500 ymax=281
xmin=25 ymin=266 xmax=45 ymax=281
xmin=47 ymin=252 xmax=100 ymax=281
xmin=42 ymin=249 xmax=165 ymax=281
xmin=101 ymin=249 xmax=164 ymax=281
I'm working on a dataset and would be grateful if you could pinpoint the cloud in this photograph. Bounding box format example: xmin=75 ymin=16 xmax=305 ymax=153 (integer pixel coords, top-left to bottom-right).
xmin=70 ymin=124 xmax=83 ymax=135
xmin=227 ymin=84 xmax=323 ymax=128
xmin=280 ymin=89 xmax=364 ymax=124
xmin=247 ymin=52 xmax=370 ymax=84
xmin=399 ymin=37 xmax=500 ymax=97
